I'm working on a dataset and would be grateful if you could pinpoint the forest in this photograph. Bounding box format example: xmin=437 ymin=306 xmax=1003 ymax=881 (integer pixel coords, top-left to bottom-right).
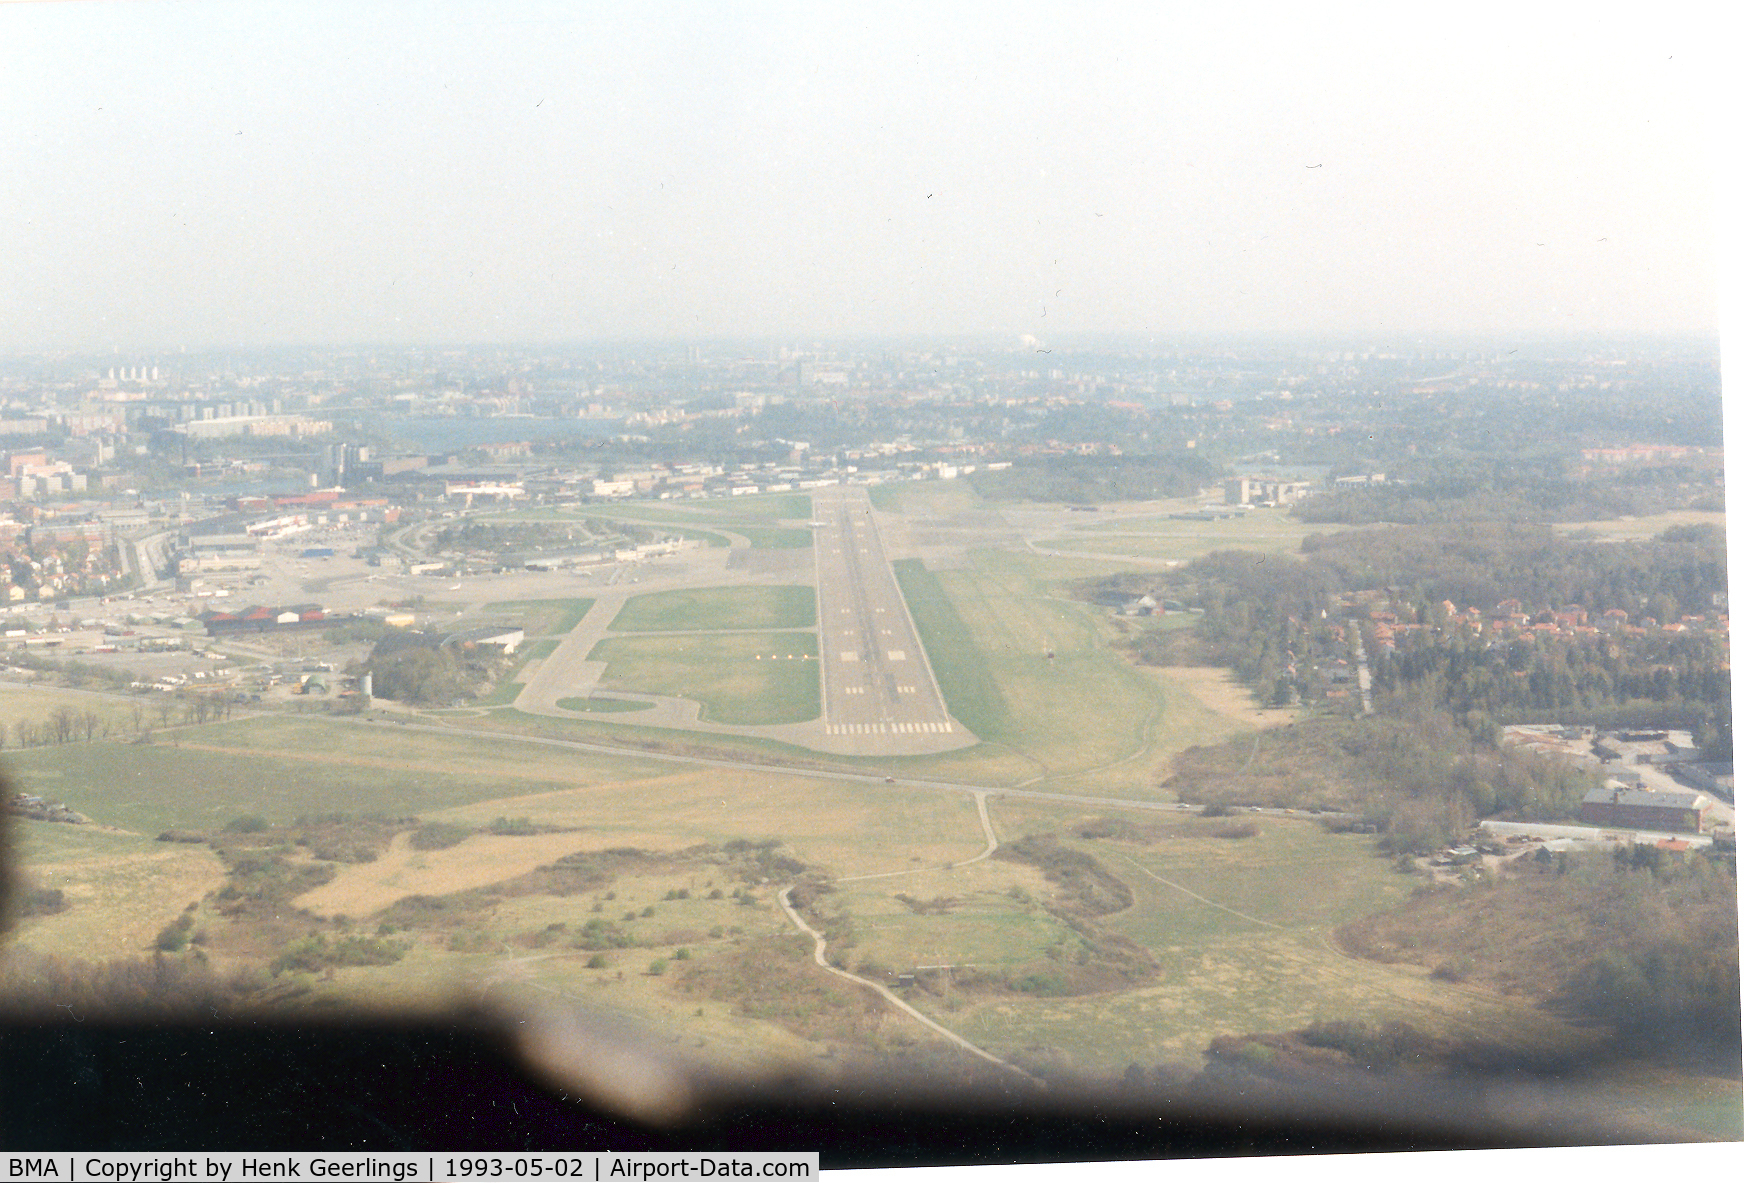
xmin=1115 ymin=520 xmax=1728 ymax=732
xmin=1289 ymin=446 xmax=1722 ymax=525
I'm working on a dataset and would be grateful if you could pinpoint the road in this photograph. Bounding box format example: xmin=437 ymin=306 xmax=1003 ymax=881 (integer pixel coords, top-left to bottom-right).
xmin=811 ymin=485 xmax=959 ymax=752
xmin=343 ymin=714 xmax=1233 ymax=820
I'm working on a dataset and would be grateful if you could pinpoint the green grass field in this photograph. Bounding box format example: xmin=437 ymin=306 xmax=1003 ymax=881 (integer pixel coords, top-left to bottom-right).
xmin=869 ymin=481 xmax=985 ymax=516
xmin=916 ymin=796 xmax=1602 ymax=1074
xmin=478 ymin=598 xmax=596 ymax=636
xmin=733 ymin=526 xmax=813 ymax=549
xmin=1552 ymin=509 xmax=1725 ymax=542
xmin=675 ymin=493 xmax=812 ymax=522
xmin=2 ymin=715 xmax=672 ymax=834
xmin=567 ymin=492 xmax=811 ymax=531
xmin=6 ymin=820 xmax=228 ymax=960
xmin=1033 ymin=509 xmax=1324 ymax=562
xmin=894 ymin=551 xmax=1178 ymax=796
xmin=892 ymin=560 xmax=1011 ymax=739
xmin=609 ymin=586 xmax=816 ymax=632
xmin=0 ymin=684 xmax=146 ymax=743
xmin=556 ymin=696 xmax=655 ymax=713
xmin=588 ymin=632 xmax=821 ymax=725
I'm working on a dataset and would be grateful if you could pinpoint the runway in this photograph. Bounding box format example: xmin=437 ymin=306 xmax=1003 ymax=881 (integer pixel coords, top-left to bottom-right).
xmin=811 ymin=485 xmax=959 ymax=749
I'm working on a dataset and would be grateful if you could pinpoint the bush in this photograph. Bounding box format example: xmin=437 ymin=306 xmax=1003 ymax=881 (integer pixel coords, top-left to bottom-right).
xmin=153 ymin=914 xmax=195 ymax=952
xmin=574 ymin=919 xmax=634 ymax=951
xmin=647 ymin=959 xmax=667 ymax=976
xmin=223 ymin=815 xmax=269 ymax=834
xmin=269 ymin=933 xmax=408 ymax=975
xmin=586 ymin=953 xmax=608 ymax=969
xmin=19 ymin=888 xmax=68 ymax=918
xmin=409 ymin=822 xmax=471 ymax=850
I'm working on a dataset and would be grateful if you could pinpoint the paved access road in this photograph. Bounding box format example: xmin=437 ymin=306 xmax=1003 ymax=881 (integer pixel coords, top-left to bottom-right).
xmin=811 ymin=484 xmax=959 ymax=750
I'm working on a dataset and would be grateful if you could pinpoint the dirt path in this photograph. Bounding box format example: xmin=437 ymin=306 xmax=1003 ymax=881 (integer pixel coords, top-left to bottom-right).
xmin=776 ymin=885 xmax=1040 ymax=1087
xmin=1115 ymin=852 xmax=1285 ymax=930
xmin=838 ymin=788 xmax=999 ymax=884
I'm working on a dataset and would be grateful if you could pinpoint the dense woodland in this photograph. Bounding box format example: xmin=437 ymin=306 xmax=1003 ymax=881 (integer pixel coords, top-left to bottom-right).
xmin=1295 ymin=455 xmax=1722 ymax=525
xmin=1116 ymin=521 xmax=1730 ymax=751
xmin=1163 ymin=702 xmax=1597 ymax=852
xmin=360 ymin=630 xmax=511 ymax=706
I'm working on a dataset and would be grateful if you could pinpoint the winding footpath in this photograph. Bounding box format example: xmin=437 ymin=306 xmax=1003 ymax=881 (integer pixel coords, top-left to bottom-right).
xmin=776 ymin=884 xmax=1042 ymax=1087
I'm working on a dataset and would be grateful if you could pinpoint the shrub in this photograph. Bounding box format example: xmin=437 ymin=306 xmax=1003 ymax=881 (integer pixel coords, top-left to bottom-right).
xmin=19 ymin=888 xmax=68 ymax=918
xmin=409 ymin=822 xmax=470 ymax=851
xmin=223 ymin=815 xmax=269 ymax=834
xmin=586 ymin=953 xmax=608 ymax=969
xmin=647 ymin=959 xmax=667 ymax=976
xmin=153 ymin=914 xmax=195 ymax=952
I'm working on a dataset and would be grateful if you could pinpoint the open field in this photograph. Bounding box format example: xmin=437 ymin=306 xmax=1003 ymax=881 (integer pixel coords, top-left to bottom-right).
xmin=609 ymin=586 xmax=816 ymax=633
xmin=0 ymin=683 xmax=145 ymax=742
xmin=478 ymin=598 xmax=597 ymax=636
xmin=7 ymin=821 xmax=228 ymax=960
xmin=1552 ymin=509 xmax=1726 ymax=541
xmin=895 ymin=550 xmax=1182 ymax=796
xmin=588 ymin=633 xmax=820 ymax=725
xmin=296 ymin=828 xmax=605 ymax=917
xmin=922 ymin=796 xmax=1603 ymax=1074
xmin=551 ymin=493 xmax=811 ymax=532
xmin=1032 ymin=511 xmax=1325 ymax=563
xmin=833 ymin=861 xmax=1073 ymax=978
xmin=2 ymin=715 xmax=673 ymax=834
xmin=595 ymin=493 xmax=810 ymax=524
xmin=870 ymin=481 xmax=985 ymax=517
xmin=418 ymin=767 xmax=991 ymax=877
xmin=731 ymin=526 xmax=813 ymax=549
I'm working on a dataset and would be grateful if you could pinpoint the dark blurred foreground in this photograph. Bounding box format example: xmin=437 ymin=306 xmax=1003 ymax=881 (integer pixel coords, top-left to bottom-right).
xmin=0 ymin=1004 xmax=1720 ymax=1162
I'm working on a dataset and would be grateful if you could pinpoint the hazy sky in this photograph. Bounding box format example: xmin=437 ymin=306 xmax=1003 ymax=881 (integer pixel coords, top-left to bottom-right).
xmin=0 ymin=2 xmax=1721 ymax=351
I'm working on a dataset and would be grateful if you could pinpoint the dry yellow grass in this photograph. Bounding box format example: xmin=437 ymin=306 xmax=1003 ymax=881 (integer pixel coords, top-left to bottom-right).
xmin=294 ymin=829 xmax=606 ymax=918
xmin=9 ymin=826 xmax=227 ymax=960
xmin=292 ymin=766 xmax=996 ymax=919
xmin=425 ymin=768 xmax=990 ymax=879
xmin=1552 ymin=509 xmax=1725 ymax=542
xmin=1147 ymin=666 xmax=1286 ymax=732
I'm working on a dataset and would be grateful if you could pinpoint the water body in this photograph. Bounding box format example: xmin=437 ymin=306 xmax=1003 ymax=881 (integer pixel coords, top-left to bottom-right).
xmin=377 ymin=417 xmax=621 ymax=453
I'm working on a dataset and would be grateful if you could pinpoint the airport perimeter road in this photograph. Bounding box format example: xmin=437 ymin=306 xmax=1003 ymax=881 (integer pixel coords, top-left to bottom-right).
xmin=812 ymin=484 xmax=960 ymax=750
